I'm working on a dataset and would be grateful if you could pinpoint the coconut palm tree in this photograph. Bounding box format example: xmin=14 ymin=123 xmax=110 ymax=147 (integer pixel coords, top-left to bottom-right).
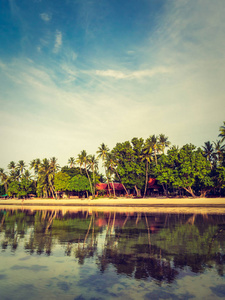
xmin=88 ymin=155 xmax=98 ymax=198
xmin=213 ymin=140 xmax=225 ymax=166
xmin=141 ymin=141 xmax=154 ymax=198
xmin=0 ymin=168 xmax=8 ymax=193
xmin=105 ymin=153 xmax=117 ymax=197
xmin=17 ymin=160 xmax=26 ymax=176
xmin=105 ymin=152 xmax=128 ymax=195
xmin=202 ymin=141 xmax=215 ymax=168
xmin=8 ymin=161 xmax=16 ymax=171
xmin=30 ymin=158 xmax=41 ymax=175
xmin=97 ymin=143 xmax=111 ymax=196
xmin=158 ymin=134 xmax=171 ymax=154
xmin=68 ymin=157 xmax=76 ymax=168
xmin=37 ymin=158 xmax=57 ymax=199
xmin=219 ymin=121 xmax=225 ymax=142
xmin=77 ymin=150 xmax=94 ymax=198
xmin=147 ymin=135 xmax=161 ymax=165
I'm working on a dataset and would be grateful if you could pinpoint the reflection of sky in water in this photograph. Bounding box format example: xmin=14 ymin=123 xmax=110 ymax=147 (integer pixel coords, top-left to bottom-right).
xmin=0 ymin=211 xmax=225 ymax=299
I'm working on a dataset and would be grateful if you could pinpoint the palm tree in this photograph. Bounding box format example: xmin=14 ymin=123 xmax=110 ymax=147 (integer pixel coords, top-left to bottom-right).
xmin=68 ymin=157 xmax=75 ymax=168
xmin=30 ymin=158 xmax=41 ymax=175
xmin=38 ymin=158 xmax=57 ymax=199
xmin=105 ymin=153 xmax=117 ymax=198
xmin=23 ymin=170 xmax=32 ymax=180
xmin=77 ymin=150 xmax=94 ymax=198
xmin=88 ymin=155 xmax=98 ymax=198
xmin=0 ymin=168 xmax=8 ymax=193
xmin=213 ymin=140 xmax=225 ymax=166
xmin=219 ymin=121 xmax=225 ymax=142
xmin=97 ymin=143 xmax=111 ymax=196
xmin=8 ymin=161 xmax=16 ymax=171
xmin=17 ymin=160 xmax=26 ymax=176
xmin=141 ymin=140 xmax=154 ymax=198
xmin=147 ymin=135 xmax=161 ymax=165
xmin=202 ymin=141 xmax=215 ymax=168
xmin=105 ymin=153 xmax=128 ymax=195
xmin=158 ymin=134 xmax=170 ymax=154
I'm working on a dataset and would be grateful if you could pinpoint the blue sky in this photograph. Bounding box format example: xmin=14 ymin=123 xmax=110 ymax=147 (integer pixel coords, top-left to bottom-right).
xmin=0 ymin=0 xmax=225 ymax=169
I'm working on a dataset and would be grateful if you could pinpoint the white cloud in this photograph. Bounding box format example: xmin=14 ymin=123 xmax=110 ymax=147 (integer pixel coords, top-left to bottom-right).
xmin=40 ymin=13 xmax=51 ymax=22
xmin=53 ymin=30 xmax=62 ymax=53
xmin=95 ymin=67 xmax=171 ymax=80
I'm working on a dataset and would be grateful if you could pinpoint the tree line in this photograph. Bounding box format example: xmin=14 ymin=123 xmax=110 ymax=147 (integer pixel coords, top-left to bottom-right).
xmin=0 ymin=122 xmax=225 ymax=199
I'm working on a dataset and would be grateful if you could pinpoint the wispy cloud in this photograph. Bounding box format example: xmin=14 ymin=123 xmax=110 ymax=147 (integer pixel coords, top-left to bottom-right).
xmin=40 ymin=13 xmax=51 ymax=22
xmin=53 ymin=30 xmax=62 ymax=53
xmin=95 ymin=67 xmax=171 ymax=80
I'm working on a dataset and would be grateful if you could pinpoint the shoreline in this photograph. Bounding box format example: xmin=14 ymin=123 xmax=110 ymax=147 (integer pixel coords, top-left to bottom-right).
xmin=1 ymin=197 xmax=225 ymax=214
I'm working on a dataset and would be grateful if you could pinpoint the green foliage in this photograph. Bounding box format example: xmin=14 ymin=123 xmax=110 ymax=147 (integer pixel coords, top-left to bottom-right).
xmin=54 ymin=171 xmax=70 ymax=191
xmin=217 ymin=166 xmax=225 ymax=188
xmin=154 ymin=144 xmax=213 ymax=197
xmin=0 ymin=184 xmax=5 ymax=195
xmin=7 ymin=179 xmax=33 ymax=198
xmin=68 ymin=175 xmax=91 ymax=192
xmin=112 ymin=139 xmax=146 ymax=191
xmin=61 ymin=166 xmax=82 ymax=177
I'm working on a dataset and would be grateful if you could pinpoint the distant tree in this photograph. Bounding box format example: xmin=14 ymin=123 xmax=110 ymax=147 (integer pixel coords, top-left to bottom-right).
xmin=68 ymin=175 xmax=91 ymax=196
xmin=17 ymin=160 xmax=26 ymax=175
xmin=88 ymin=155 xmax=98 ymax=197
xmin=111 ymin=139 xmax=145 ymax=196
xmin=37 ymin=158 xmax=59 ymax=198
xmin=0 ymin=168 xmax=8 ymax=193
xmin=213 ymin=140 xmax=225 ymax=166
xmin=61 ymin=166 xmax=81 ymax=177
xmin=8 ymin=161 xmax=16 ymax=171
xmin=68 ymin=157 xmax=76 ymax=168
xmin=219 ymin=121 xmax=225 ymax=142
xmin=54 ymin=172 xmax=70 ymax=192
xmin=97 ymin=143 xmax=111 ymax=195
xmin=7 ymin=181 xmax=20 ymax=198
xmin=173 ymin=144 xmax=213 ymax=197
xmin=202 ymin=141 xmax=215 ymax=168
xmin=158 ymin=134 xmax=171 ymax=154
xmin=142 ymin=138 xmax=154 ymax=197
xmin=76 ymin=150 xmax=94 ymax=198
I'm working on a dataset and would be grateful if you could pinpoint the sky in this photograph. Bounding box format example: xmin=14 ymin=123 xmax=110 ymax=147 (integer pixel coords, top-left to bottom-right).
xmin=0 ymin=0 xmax=225 ymax=170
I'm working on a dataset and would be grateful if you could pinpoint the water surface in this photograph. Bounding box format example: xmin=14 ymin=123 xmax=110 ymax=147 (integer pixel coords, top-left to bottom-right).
xmin=1 ymin=209 xmax=225 ymax=299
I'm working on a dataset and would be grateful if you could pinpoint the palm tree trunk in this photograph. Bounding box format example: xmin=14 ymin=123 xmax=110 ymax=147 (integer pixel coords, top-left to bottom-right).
xmin=85 ymin=167 xmax=93 ymax=198
xmin=114 ymin=169 xmax=128 ymax=195
xmin=105 ymin=167 xmax=111 ymax=196
xmin=144 ymin=161 xmax=148 ymax=198
xmin=112 ymin=181 xmax=116 ymax=198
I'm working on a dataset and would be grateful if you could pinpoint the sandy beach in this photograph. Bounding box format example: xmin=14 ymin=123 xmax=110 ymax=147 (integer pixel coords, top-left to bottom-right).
xmin=1 ymin=197 xmax=225 ymax=214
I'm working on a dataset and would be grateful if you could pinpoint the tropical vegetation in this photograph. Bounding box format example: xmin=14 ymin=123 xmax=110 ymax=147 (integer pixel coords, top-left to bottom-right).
xmin=0 ymin=122 xmax=225 ymax=199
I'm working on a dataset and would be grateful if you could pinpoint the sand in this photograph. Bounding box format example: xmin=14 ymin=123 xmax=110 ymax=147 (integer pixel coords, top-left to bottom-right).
xmin=1 ymin=197 xmax=225 ymax=214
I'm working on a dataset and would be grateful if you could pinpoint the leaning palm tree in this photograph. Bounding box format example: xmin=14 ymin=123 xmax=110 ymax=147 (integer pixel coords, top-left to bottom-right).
xmin=105 ymin=153 xmax=128 ymax=195
xmin=0 ymin=168 xmax=8 ymax=193
xmin=68 ymin=157 xmax=76 ymax=168
xmin=97 ymin=143 xmax=111 ymax=196
xmin=158 ymin=134 xmax=171 ymax=154
xmin=219 ymin=121 xmax=225 ymax=142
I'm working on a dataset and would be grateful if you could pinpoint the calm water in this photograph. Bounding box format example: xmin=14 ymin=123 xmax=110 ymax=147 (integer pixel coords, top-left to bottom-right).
xmin=1 ymin=209 xmax=225 ymax=299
